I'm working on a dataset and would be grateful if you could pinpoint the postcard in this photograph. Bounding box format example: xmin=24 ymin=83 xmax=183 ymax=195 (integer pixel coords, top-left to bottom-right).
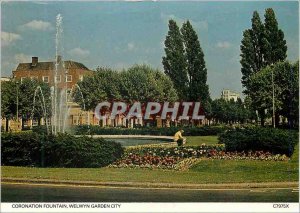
xmin=1 ymin=1 xmax=299 ymax=212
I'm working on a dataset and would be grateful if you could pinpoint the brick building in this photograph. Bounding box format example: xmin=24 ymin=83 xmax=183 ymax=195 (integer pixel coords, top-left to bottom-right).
xmin=9 ymin=56 xmax=96 ymax=130
xmin=12 ymin=56 xmax=93 ymax=89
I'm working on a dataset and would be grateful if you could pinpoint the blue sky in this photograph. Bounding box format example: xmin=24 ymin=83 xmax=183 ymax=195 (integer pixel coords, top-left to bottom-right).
xmin=1 ymin=1 xmax=299 ymax=98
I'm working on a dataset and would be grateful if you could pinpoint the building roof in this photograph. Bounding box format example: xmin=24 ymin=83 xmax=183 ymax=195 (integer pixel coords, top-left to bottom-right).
xmin=15 ymin=60 xmax=90 ymax=71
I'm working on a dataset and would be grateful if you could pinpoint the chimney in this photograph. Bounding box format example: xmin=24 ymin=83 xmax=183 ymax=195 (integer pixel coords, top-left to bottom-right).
xmin=32 ymin=57 xmax=38 ymax=67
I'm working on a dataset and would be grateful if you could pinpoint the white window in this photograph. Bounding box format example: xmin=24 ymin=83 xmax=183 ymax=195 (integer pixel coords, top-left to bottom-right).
xmin=42 ymin=76 xmax=49 ymax=83
xmin=66 ymin=75 xmax=72 ymax=82
xmin=79 ymin=75 xmax=83 ymax=81
xmin=55 ymin=75 xmax=61 ymax=83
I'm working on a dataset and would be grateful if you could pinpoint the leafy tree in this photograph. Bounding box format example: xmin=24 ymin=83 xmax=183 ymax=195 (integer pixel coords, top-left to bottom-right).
xmin=248 ymin=61 xmax=298 ymax=127
xmin=1 ymin=78 xmax=51 ymax=129
xmin=210 ymin=98 xmax=254 ymax=124
xmin=264 ymin=8 xmax=287 ymax=65
xmin=120 ymin=65 xmax=178 ymax=103
xmin=162 ymin=20 xmax=188 ymax=100
xmin=240 ymin=11 xmax=266 ymax=94
xmin=74 ymin=65 xmax=178 ymax=112
xmin=181 ymin=20 xmax=210 ymax=104
xmin=1 ymin=80 xmax=17 ymax=130
xmin=240 ymin=8 xmax=287 ymax=126
xmin=74 ymin=68 xmax=121 ymax=111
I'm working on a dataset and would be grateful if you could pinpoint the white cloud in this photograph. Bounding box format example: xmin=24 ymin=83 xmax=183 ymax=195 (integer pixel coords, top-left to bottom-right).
xmin=160 ymin=13 xmax=208 ymax=32
xmin=68 ymin=47 xmax=90 ymax=58
xmin=14 ymin=53 xmax=32 ymax=63
xmin=1 ymin=32 xmax=22 ymax=46
xmin=127 ymin=42 xmax=136 ymax=51
xmin=19 ymin=20 xmax=54 ymax=31
xmin=216 ymin=41 xmax=231 ymax=49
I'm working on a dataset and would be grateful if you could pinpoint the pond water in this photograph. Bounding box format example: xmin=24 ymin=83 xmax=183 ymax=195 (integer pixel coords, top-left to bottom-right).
xmin=105 ymin=138 xmax=172 ymax=146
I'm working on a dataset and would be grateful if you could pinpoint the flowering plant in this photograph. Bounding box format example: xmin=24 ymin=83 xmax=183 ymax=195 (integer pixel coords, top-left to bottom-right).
xmin=109 ymin=143 xmax=289 ymax=170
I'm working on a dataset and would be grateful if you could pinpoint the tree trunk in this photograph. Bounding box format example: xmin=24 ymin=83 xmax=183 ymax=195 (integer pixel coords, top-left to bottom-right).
xmin=21 ymin=118 xmax=24 ymax=130
xmin=259 ymin=110 xmax=265 ymax=127
xmin=5 ymin=118 xmax=9 ymax=132
xmin=38 ymin=117 xmax=41 ymax=126
xmin=275 ymin=112 xmax=280 ymax=127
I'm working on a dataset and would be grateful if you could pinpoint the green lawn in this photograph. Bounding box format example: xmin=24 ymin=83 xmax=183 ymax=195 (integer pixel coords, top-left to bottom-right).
xmin=186 ymin=136 xmax=219 ymax=146
xmin=2 ymin=144 xmax=298 ymax=184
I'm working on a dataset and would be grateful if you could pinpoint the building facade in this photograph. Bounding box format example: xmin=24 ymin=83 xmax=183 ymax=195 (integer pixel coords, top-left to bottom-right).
xmin=12 ymin=56 xmax=93 ymax=89
xmin=6 ymin=56 xmax=94 ymax=131
xmin=221 ymin=89 xmax=240 ymax=102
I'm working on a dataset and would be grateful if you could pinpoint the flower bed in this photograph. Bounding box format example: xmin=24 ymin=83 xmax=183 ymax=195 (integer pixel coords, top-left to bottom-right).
xmin=208 ymin=150 xmax=289 ymax=161
xmin=110 ymin=144 xmax=289 ymax=170
xmin=125 ymin=144 xmax=225 ymax=158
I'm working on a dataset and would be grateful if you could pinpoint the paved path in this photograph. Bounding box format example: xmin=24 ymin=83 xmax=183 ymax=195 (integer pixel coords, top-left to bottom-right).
xmin=2 ymin=182 xmax=299 ymax=202
xmin=2 ymin=178 xmax=298 ymax=189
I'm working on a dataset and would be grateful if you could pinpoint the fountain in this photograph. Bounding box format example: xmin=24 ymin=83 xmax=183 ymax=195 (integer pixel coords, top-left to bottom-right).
xmin=31 ymin=14 xmax=87 ymax=135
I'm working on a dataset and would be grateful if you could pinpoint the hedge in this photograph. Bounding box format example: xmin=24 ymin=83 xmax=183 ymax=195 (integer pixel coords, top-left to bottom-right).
xmin=1 ymin=132 xmax=123 ymax=168
xmin=71 ymin=125 xmax=229 ymax=136
xmin=218 ymin=127 xmax=298 ymax=156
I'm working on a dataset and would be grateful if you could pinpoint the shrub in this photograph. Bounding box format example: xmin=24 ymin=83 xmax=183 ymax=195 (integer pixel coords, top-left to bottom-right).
xmin=1 ymin=132 xmax=123 ymax=168
xmin=31 ymin=125 xmax=48 ymax=134
xmin=218 ymin=127 xmax=298 ymax=156
xmin=72 ymin=125 xmax=228 ymax=136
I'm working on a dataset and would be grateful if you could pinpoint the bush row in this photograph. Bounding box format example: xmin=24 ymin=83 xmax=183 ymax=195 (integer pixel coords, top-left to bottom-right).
xmin=71 ymin=125 xmax=229 ymax=136
xmin=1 ymin=132 xmax=123 ymax=168
xmin=218 ymin=127 xmax=298 ymax=156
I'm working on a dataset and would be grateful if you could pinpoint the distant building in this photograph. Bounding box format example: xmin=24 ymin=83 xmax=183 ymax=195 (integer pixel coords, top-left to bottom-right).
xmin=221 ymin=89 xmax=240 ymax=102
xmin=12 ymin=56 xmax=93 ymax=89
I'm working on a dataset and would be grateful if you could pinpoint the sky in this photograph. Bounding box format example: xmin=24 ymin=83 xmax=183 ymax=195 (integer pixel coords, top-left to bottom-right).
xmin=1 ymin=1 xmax=299 ymax=99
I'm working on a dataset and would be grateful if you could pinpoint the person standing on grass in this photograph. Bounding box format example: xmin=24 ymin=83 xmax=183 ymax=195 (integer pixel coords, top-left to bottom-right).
xmin=174 ymin=129 xmax=186 ymax=146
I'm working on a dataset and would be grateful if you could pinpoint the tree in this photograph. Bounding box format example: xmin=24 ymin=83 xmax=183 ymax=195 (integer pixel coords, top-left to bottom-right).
xmin=74 ymin=68 xmax=121 ymax=111
xmin=181 ymin=20 xmax=210 ymax=104
xmin=240 ymin=11 xmax=266 ymax=94
xmin=1 ymin=78 xmax=51 ymax=130
xmin=240 ymin=8 xmax=288 ymax=126
xmin=1 ymin=80 xmax=17 ymax=131
xmin=162 ymin=20 xmax=188 ymax=100
xmin=74 ymin=64 xmax=178 ymax=110
xmin=248 ymin=61 xmax=298 ymax=127
xmin=264 ymin=8 xmax=287 ymax=65
xmin=209 ymin=97 xmax=254 ymax=125
xmin=120 ymin=64 xmax=178 ymax=103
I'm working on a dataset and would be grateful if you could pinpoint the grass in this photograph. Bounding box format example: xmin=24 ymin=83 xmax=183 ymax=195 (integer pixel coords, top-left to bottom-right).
xmin=186 ymin=136 xmax=219 ymax=146
xmin=2 ymin=144 xmax=298 ymax=184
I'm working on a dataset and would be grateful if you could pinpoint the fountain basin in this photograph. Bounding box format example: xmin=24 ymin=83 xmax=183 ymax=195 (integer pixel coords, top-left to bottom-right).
xmin=76 ymin=135 xmax=174 ymax=146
